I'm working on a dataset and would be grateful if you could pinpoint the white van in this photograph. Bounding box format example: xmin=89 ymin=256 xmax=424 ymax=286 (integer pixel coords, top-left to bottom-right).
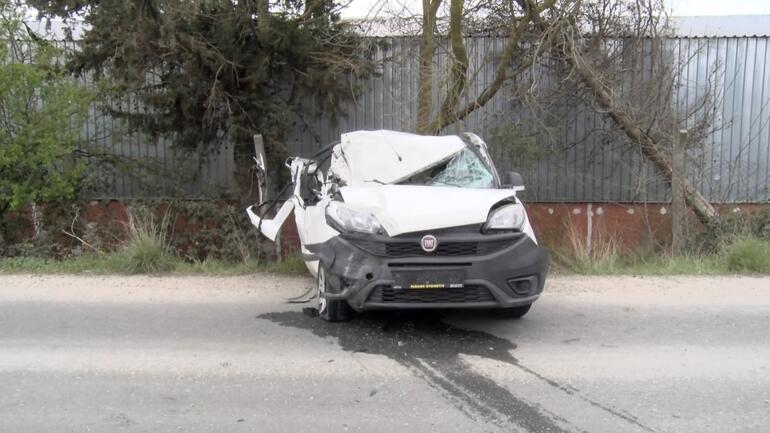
xmin=248 ymin=130 xmax=548 ymax=321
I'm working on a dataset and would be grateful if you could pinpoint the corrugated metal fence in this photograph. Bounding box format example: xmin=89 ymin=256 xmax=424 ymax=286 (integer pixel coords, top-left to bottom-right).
xmin=45 ymin=41 xmax=237 ymax=199
xmin=57 ymin=36 xmax=770 ymax=202
xmin=286 ymin=36 xmax=770 ymax=203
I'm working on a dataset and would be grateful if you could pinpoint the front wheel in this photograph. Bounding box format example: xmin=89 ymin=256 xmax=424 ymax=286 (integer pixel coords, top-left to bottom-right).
xmin=498 ymin=303 xmax=532 ymax=319
xmin=316 ymin=266 xmax=353 ymax=322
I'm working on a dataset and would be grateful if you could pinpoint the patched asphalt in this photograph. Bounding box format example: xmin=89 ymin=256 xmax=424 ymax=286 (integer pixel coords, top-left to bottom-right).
xmin=0 ymin=274 xmax=769 ymax=433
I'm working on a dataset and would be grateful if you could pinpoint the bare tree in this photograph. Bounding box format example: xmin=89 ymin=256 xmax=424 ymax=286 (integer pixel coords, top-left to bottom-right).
xmin=378 ymin=0 xmax=721 ymax=224
xmin=432 ymin=0 xmax=469 ymax=131
xmin=416 ymin=0 xmax=443 ymax=133
xmin=528 ymin=0 xmax=717 ymax=224
xmin=415 ymin=0 xmax=557 ymax=134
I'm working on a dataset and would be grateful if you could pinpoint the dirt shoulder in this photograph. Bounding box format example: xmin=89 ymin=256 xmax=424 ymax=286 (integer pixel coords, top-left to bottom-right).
xmin=1 ymin=274 xmax=767 ymax=305
xmin=0 ymin=274 xmax=312 ymax=303
xmin=545 ymin=274 xmax=770 ymax=305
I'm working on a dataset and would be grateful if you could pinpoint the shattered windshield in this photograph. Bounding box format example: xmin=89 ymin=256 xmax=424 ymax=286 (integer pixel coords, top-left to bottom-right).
xmin=398 ymin=146 xmax=496 ymax=188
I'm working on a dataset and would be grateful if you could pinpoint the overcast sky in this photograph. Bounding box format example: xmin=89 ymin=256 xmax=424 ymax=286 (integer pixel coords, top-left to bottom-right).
xmin=340 ymin=0 xmax=770 ymax=19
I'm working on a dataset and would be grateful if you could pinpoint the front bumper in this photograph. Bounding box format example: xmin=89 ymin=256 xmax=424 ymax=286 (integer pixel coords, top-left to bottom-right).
xmin=310 ymin=229 xmax=549 ymax=311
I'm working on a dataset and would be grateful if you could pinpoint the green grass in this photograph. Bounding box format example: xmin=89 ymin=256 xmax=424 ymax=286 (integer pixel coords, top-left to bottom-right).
xmin=2 ymin=239 xmax=768 ymax=277
xmin=264 ymin=253 xmax=309 ymax=276
xmin=0 ymin=253 xmax=309 ymax=276
xmin=550 ymin=251 xmax=732 ymax=276
xmin=552 ymin=242 xmax=770 ymax=276
xmin=4 ymin=250 xmax=761 ymax=277
xmin=724 ymin=238 xmax=770 ymax=273
xmin=0 ymin=255 xmax=128 ymax=274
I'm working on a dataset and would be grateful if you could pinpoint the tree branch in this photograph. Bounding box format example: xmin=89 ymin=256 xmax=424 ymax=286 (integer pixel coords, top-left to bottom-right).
xmin=531 ymin=0 xmax=716 ymax=224
xmin=429 ymin=0 xmax=468 ymax=133
xmin=432 ymin=0 xmax=557 ymax=132
xmin=416 ymin=0 xmax=442 ymax=134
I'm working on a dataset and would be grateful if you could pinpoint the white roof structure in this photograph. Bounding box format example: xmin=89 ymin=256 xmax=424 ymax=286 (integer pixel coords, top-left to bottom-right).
xmin=672 ymin=15 xmax=770 ymax=37
xmin=328 ymin=130 xmax=466 ymax=186
xmin=345 ymin=15 xmax=770 ymax=38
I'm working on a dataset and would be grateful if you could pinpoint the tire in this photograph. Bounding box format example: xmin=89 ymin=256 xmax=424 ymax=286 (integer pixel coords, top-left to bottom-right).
xmin=316 ymin=266 xmax=353 ymax=322
xmin=499 ymin=303 xmax=532 ymax=319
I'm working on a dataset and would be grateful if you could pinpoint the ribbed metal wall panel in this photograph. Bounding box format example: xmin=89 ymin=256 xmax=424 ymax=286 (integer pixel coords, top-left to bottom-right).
xmin=44 ymin=40 xmax=237 ymax=199
xmin=285 ymin=36 xmax=770 ymax=203
xmin=22 ymin=36 xmax=769 ymax=201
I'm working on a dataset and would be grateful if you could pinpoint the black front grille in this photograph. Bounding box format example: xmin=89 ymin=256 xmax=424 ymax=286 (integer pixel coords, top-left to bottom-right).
xmin=386 ymin=241 xmax=479 ymax=256
xmin=367 ymin=285 xmax=496 ymax=304
xmin=351 ymin=238 xmax=514 ymax=258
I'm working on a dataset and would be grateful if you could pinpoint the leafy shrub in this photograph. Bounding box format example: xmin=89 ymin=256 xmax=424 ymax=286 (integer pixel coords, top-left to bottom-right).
xmin=751 ymin=206 xmax=770 ymax=240
xmin=694 ymin=213 xmax=749 ymax=255
xmin=724 ymin=239 xmax=770 ymax=273
xmin=693 ymin=206 xmax=770 ymax=255
xmin=0 ymin=4 xmax=92 ymax=216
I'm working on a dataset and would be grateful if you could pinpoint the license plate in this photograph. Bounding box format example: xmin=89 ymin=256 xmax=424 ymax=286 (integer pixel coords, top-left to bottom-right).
xmin=392 ymin=269 xmax=465 ymax=290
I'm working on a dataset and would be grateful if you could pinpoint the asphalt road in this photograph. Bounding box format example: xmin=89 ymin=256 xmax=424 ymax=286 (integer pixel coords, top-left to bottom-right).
xmin=0 ymin=274 xmax=769 ymax=433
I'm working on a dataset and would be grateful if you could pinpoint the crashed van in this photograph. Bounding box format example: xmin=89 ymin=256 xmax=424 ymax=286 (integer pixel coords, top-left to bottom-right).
xmin=247 ymin=130 xmax=548 ymax=321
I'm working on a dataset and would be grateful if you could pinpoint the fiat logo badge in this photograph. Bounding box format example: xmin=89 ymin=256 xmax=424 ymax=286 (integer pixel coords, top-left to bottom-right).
xmin=421 ymin=235 xmax=438 ymax=252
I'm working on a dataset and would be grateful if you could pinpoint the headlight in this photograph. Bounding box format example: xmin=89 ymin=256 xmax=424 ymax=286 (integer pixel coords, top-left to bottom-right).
xmin=484 ymin=204 xmax=526 ymax=230
xmin=326 ymin=201 xmax=384 ymax=234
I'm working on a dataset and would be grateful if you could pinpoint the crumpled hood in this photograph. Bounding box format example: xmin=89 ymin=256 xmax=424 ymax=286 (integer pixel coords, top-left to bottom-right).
xmin=329 ymin=130 xmax=466 ymax=186
xmin=339 ymin=185 xmax=518 ymax=236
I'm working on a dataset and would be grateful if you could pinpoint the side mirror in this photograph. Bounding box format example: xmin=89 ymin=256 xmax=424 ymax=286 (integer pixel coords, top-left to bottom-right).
xmin=253 ymin=134 xmax=268 ymax=204
xmin=503 ymin=171 xmax=525 ymax=190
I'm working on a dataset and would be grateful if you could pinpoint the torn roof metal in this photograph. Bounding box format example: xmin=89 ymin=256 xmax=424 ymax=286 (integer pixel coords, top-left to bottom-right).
xmin=329 ymin=130 xmax=466 ymax=186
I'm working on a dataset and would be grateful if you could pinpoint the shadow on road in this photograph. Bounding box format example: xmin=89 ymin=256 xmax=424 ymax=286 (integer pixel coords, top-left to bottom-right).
xmin=259 ymin=310 xmax=572 ymax=432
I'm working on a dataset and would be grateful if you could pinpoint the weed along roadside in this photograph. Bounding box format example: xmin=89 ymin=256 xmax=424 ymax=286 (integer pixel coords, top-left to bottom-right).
xmin=1 ymin=200 xmax=769 ymax=277
xmin=545 ymin=208 xmax=770 ymax=276
xmin=0 ymin=200 xmax=306 ymax=276
xmin=2 ymin=205 xmax=769 ymax=277
xmin=0 ymin=204 xmax=307 ymax=276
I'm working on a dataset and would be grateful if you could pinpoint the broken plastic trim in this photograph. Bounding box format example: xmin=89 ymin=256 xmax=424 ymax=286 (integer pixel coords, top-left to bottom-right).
xmin=246 ymin=199 xmax=295 ymax=242
xmin=319 ymin=288 xmax=351 ymax=300
xmin=245 ymin=175 xmax=298 ymax=242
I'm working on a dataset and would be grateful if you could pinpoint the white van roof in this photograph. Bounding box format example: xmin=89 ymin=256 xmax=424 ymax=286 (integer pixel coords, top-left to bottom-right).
xmin=328 ymin=130 xmax=465 ymax=186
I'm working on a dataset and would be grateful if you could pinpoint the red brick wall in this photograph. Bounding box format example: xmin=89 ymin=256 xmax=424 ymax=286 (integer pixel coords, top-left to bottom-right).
xmin=528 ymin=202 xmax=767 ymax=252
xmin=278 ymin=202 xmax=768 ymax=254
xmin=8 ymin=200 xmax=763 ymax=258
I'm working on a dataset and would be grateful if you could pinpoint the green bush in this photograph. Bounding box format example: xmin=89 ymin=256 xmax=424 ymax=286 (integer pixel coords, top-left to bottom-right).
xmin=0 ymin=4 xmax=92 ymax=217
xmin=752 ymin=206 xmax=770 ymax=240
xmin=695 ymin=206 xmax=770 ymax=255
xmin=166 ymin=201 xmax=265 ymax=263
xmin=695 ymin=213 xmax=748 ymax=254
xmin=724 ymin=239 xmax=770 ymax=273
